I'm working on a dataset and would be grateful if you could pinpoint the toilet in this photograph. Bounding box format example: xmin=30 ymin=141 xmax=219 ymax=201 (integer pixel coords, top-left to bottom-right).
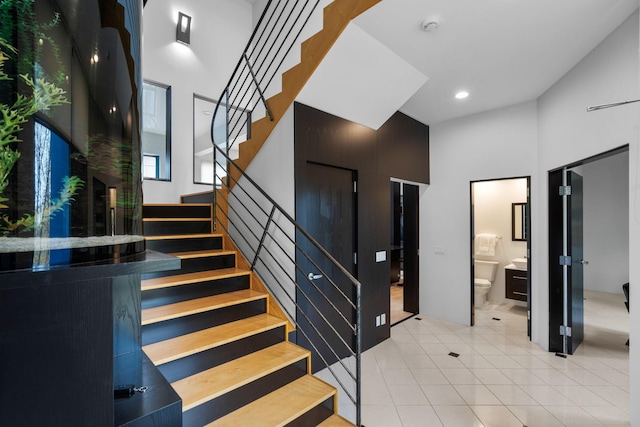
xmin=474 ymin=260 xmax=499 ymax=308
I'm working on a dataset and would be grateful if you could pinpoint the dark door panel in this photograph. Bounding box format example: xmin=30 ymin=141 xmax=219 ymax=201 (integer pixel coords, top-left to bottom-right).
xmin=403 ymin=184 xmax=419 ymax=314
xmin=296 ymin=162 xmax=356 ymax=372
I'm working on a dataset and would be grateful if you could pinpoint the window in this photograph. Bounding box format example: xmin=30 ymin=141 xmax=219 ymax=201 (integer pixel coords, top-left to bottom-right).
xmin=142 ymin=81 xmax=171 ymax=180
xmin=143 ymin=154 xmax=160 ymax=179
xmin=193 ymin=94 xmax=249 ymax=185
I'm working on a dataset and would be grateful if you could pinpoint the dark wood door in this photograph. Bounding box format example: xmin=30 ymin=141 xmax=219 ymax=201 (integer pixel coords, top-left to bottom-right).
xmin=403 ymin=183 xmax=419 ymax=314
xmin=525 ymin=177 xmax=532 ymax=338
xmin=295 ymin=162 xmax=356 ymax=372
xmin=567 ymin=171 xmax=584 ymax=354
xmin=548 ymin=170 xmax=565 ymax=353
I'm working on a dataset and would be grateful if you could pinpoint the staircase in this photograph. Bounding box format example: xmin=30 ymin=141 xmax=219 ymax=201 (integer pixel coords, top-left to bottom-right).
xmin=142 ymin=203 xmax=354 ymax=426
xmin=220 ymin=0 xmax=381 ymax=186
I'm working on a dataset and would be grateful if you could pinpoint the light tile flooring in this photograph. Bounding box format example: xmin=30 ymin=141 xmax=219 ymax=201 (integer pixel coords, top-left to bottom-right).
xmin=361 ymin=290 xmax=630 ymax=427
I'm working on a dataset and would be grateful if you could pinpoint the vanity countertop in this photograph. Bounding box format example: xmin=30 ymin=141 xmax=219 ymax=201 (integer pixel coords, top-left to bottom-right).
xmin=505 ymin=263 xmax=527 ymax=271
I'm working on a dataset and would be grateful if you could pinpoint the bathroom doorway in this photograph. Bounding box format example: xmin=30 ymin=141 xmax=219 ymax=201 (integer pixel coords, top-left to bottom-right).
xmin=470 ymin=177 xmax=531 ymax=337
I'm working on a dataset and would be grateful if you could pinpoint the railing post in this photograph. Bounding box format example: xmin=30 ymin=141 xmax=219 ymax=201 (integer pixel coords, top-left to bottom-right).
xmin=243 ymin=53 xmax=273 ymax=121
xmin=356 ymin=283 xmax=362 ymax=427
xmin=251 ymin=205 xmax=277 ymax=271
xmin=213 ymin=145 xmax=217 ymax=232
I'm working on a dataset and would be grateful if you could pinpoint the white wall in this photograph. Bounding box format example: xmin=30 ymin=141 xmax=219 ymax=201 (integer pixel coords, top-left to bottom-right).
xmin=581 ymin=151 xmax=630 ymax=293
xmin=141 ymin=0 xmax=253 ymax=203
xmin=473 ymin=178 xmax=528 ymax=305
xmin=535 ymin=10 xmax=639 ymax=423
xmin=229 ymin=106 xmax=296 ymax=319
xmin=423 ymin=101 xmax=538 ymax=325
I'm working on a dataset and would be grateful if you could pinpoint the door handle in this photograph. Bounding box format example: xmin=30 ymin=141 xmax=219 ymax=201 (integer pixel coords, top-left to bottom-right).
xmin=308 ymin=273 xmax=323 ymax=281
xmin=579 ymin=260 xmax=589 ymax=265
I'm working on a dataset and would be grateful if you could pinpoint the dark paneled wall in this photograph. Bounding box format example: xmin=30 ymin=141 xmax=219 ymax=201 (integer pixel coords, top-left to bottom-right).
xmin=294 ymin=103 xmax=429 ymax=351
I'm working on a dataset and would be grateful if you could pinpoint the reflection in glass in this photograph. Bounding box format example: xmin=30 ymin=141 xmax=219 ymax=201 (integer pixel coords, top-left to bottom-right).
xmin=142 ymin=81 xmax=171 ymax=180
xmin=193 ymin=94 xmax=249 ymax=185
xmin=0 ymin=0 xmax=144 ymax=270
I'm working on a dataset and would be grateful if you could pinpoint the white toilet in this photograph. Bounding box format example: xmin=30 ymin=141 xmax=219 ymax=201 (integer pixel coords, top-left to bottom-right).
xmin=474 ymin=260 xmax=499 ymax=308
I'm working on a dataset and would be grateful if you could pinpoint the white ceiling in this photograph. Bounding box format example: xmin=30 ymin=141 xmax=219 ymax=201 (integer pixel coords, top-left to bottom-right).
xmin=326 ymin=0 xmax=640 ymax=126
xmin=298 ymin=24 xmax=428 ymax=129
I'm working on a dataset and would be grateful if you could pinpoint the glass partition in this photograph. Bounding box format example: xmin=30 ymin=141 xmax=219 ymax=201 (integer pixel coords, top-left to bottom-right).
xmin=142 ymin=81 xmax=171 ymax=181
xmin=0 ymin=0 xmax=144 ymax=270
xmin=193 ymin=94 xmax=249 ymax=185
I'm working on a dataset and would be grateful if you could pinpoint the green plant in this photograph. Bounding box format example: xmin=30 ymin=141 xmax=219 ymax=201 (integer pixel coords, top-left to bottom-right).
xmin=0 ymin=35 xmax=83 ymax=235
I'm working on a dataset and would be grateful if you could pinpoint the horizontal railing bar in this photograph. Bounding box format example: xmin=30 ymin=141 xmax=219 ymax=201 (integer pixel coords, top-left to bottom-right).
xmin=219 ymin=172 xmax=356 ymax=333
xmin=255 ymin=246 xmax=356 ymax=335
xmin=256 ymin=1 xmax=318 ymax=94
xmin=251 ymin=257 xmax=358 ymax=373
xmin=253 ymin=256 xmax=355 ymax=356
xmin=258 ymin=223 xmax=357 ymax=313
xmin=217 ymin=160 xmax=358 ymax=318
xmin=216 ymin=145 xmax=361 ymax=290
xmin=220 ymin=195 xmax=357 ymax=335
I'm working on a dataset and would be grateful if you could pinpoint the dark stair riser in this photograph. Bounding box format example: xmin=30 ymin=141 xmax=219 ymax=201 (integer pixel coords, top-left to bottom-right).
xmin=285 ymin=396 xmax=334 ymax=427
xmin=157 ymin=325 xmax=286 ymax=383
xmin=142 ymin=299 xmax=267 ymax=345
xmin=141 ymin=254 xmax=235 ymax=279
xmin=142 ymin=275 xmax=251 ymax=309
xmin=143 ymin=205 xmax=211 ymax=219
xmin=183 ymin=360 xmax=308 ymax=427
xmin=145 ymin=236 xmax=222 ymax=253
xmin=144 ymin=220 xmax=212 ymax=236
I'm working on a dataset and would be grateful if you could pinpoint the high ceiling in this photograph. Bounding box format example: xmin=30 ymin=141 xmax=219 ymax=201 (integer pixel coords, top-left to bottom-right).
xmin=352 ymin=0 xmax=639 ymax=125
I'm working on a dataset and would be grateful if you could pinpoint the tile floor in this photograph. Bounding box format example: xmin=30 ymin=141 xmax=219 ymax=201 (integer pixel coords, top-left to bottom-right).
xmin=359 ymin=290 xmax=630 ymax=427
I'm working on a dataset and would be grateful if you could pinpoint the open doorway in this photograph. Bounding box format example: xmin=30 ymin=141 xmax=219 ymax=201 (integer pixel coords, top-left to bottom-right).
xmin=390 ymin=180 xmax=419 ymax=324
xmin=470 ymin=177 xmax=531 ymax=336
xmin=548 ymin=146 xmax=629 ymax=355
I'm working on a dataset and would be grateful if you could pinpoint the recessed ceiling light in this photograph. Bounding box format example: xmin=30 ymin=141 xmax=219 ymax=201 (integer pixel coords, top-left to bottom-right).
xmin=455 ymin=91 xmax=469 ymax=99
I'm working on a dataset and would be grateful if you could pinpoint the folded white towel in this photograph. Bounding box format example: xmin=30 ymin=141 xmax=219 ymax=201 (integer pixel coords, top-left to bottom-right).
xmin=475 ymin=233 xmax=498 ymax=256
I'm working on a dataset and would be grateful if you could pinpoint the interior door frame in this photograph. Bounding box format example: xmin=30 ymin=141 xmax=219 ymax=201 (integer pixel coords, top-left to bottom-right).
xmin=470 ymin=175 xmax=532 ymax=332
xmin=403 ymin=183 xmax=420 ymax=314
xmin=294 ymin=160 xmax=358 ymax=372
xmin=547 ymin=144 xmax=628 ymax=354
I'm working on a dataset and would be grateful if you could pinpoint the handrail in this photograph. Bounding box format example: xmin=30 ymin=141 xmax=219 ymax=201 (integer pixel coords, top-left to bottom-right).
xmin=211 ymin=0 xmax=324 ymax=154
xmin=212 ymin=144 xmax=362 ymax=425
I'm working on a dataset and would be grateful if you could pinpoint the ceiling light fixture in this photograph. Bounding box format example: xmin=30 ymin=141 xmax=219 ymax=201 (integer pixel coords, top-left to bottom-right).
xmin=455 ymin=91 xmax=469 ymax=99
xmin=176 ymin=12 xmax=192 ymax=45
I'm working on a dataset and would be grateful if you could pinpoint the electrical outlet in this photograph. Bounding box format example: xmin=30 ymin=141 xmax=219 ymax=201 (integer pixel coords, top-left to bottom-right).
xmin=381 ymin=313 xmax=386 ymax=325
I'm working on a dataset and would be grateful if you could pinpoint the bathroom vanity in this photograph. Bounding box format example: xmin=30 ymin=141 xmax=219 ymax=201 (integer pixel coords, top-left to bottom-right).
xmin=505 ymin=265 xmax=528 ymax=301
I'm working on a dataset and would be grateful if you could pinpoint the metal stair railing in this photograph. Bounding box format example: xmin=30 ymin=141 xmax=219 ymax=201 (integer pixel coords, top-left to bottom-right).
xmin=212 ymin=144 xmax=363 ymax=426
xmin=211 ymin=0 xmax=325 ymax=158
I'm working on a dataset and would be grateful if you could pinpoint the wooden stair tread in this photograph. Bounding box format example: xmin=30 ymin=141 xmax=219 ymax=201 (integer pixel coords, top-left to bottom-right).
xmin=142 ymin=289 xmax=267 ymax=325
xmin=170 ymin=249 xmax=236 ymax=259
xmin=145 ymin=233 xmax=222 ymax=241
xmin=174 ymin=342 xmax=310 ymax=411
xmin=205 ymin=375 xmax=336 ymax=427
xmin=143 ymin=313 xmax=286 ymax=365
xmin=141 ymin=268 xmax=250 ymax=291
xmin=317 ymin=414 xmax=355 ymax=427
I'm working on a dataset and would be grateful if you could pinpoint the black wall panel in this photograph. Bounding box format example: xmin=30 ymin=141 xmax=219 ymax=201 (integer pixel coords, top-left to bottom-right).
xmin=294 ymin=103 xmax=429 ymax=351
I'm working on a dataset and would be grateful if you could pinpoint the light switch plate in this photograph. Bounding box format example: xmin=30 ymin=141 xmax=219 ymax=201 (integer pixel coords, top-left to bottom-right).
xmin=375 ymin=251 xmax=386 ymax=262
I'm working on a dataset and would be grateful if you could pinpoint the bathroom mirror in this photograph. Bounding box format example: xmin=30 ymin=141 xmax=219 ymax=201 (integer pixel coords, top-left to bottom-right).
xmin=512 ymin=202 xmax=527 ymax=241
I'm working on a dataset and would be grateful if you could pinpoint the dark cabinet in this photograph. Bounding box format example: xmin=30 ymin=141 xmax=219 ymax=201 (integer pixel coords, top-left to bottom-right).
xmin=505 ymin=268 xmax=528 ymax=301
